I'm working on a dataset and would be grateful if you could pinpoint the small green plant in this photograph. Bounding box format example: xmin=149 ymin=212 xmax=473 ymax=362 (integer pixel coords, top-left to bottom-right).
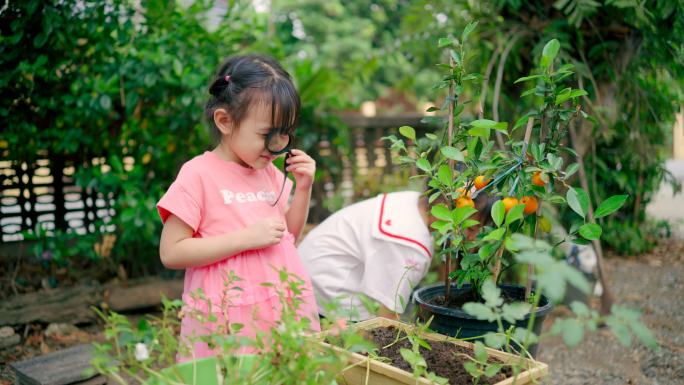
xmin=463 ymin=234 xmax=658 ymax=377
xmin=461 ymin=341 xmax=503 ymax=385
xmin=397 ymin=319 xmax=449 ymax=385
xmin=91 ymin=269 xmax=371 ymax=384
xmin=91 ymin=297 xmax=182 ymax=384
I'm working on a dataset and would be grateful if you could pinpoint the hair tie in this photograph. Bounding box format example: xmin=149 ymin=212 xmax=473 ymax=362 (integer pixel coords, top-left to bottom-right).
xmin=224 ymin=75 xmax=231 ymax=82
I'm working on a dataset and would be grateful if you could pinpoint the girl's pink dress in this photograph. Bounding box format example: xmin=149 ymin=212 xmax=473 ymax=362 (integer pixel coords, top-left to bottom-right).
xmin=157 ymin=151 xmax=320 ymax=361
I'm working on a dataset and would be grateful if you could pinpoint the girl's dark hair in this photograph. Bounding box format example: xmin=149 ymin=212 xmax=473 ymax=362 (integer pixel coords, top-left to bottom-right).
xmin=204 ymin=55 xmax=300 ymax=140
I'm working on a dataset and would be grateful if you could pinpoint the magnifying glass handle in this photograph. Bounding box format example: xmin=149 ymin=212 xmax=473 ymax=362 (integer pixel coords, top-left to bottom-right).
xmin=270 ymin=151 xmax=291 ymax=207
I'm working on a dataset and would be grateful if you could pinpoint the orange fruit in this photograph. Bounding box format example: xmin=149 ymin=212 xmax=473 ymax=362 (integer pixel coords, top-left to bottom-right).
xmin=456 ymin=197 xmax=475 ymax=208
xmin=521 ymin=196 xmax=539 ymax=215
xmin=531 ymin=171 xmax=547 ymax=187
xmin=502 ymin=197 xmax=519 ymax=213
xmin=473 ymin=175 xmax=490 ymax=190
xmin=456 ymin=187 xmax=471 ymax=198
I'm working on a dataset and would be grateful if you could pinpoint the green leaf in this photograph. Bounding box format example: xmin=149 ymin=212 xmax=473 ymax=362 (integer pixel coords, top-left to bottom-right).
xmin=438 ymin=38 xmax=452 ymax=48
xmin=505 ymin=234 xmax=535 ymax=253
xmin=607 ymin=318 xmax=632 ymax=347
xmin=400 ymin=348 xmax=426 ymax=367
xmin=547 ymin=195 xmax=566 ymax=204
xmin=417 ymin=337 xmax=431 ymax=350
xmin=463 ymin=302 xmax=496 ymax=322
xmin=566 ymin=187 xmax=589 ymax=219
xmin=33 ymin=33 xmax=48 ymax=48
xmin=474 ymin=341 xmax=488 ymax=362
xmin=399 ymin=126 xmax=416 ymax=141
xmin=468 ymin=126 xmax=490 ymax=138
xmin=453 ymin=206 xmax=478 ymax=225
xmin=484 ymin=332 xmax=506 ymax=349
xmin=482 ymin=227 xmax=506 ymax=241
xmin=431 ymin=220 xmax=451 ymax=234
xmin=594 ymin=195 xmax=628 ymax=219
xmin=478 ymin=243 xmax=496 ymax=260
xmin=484 ymin=364 xmax=502 ymax=378
xmin=579 ymin=223 xmax=602 ymax=240
xmin=492 ymin=121 xmax=509 ymax=134
xmin=431 ymin=204 xmax=452 ymax=221
xmin=502 ymin=302 xmax=531 ymax=323
xmin=416 ymin=158 xmax=431 ymax=172
xmin=461 ymin=21 xmax=478 ymax=42
xmin=437 ymin=165 xmax=452 ymax=186
xmin=505 ymin=204 xmax=525 ymax=226
xmin=521 ymin=87 xmax=538 ymax=97
xmin=470 ymin=119 xmax=498 ymax=128
xmin=541 ymin=39 xmax=560 ymax=68
xmin=561 ymin=318 xmax=584 ymax=347
xmin=513 ymin=327 xmax=539 ymax=346
xmin=630 ymin=321 xmax=659 ymax=350
xmin=462 ymin=219 xmax=480 ymax=229
xmin=491 ymin=200 xmax=505 ymax=227
xmin=481 ymin=279 xmax=503 ymax=307
xmin=109 ymin=155 xmax=123 ymax=173
xmin=514 ymin=74 xmax=545 ymax=84
xmin=547 ymin=153 xmax=563 ymax=171
xmin=440 ymin=146 xmax=464 ymax=162
xmin=450 ymin=50 xmax=461 ymax=66
xmin=463 ymin=361 xmax=479 ymax=377
xmin=555 ymin=89 xmax=588 ymax=105
xmin=564 ymin=163 xmax=579 ymax=179
xmin=537 ymin=270 xmax=567 ymax=302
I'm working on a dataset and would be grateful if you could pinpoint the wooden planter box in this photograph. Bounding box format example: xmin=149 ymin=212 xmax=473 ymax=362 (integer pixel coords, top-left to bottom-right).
xmin=318 ymin=317 xmax=548 ymax=385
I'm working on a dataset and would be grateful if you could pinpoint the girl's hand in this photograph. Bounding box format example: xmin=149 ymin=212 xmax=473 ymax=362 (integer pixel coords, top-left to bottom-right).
xmin=286 ymin=149 xmax=316 ymax=190
xmin=243 ymin=217 xmax=286 ymax=249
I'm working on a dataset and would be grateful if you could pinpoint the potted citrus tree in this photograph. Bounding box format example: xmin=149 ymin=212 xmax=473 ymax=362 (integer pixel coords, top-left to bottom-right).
xmin=384 ymin=25 xmax=628 ymax=357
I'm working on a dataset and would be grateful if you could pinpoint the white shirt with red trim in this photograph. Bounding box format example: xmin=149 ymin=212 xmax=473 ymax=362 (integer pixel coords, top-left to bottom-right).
xmin=298 ymin=191 xmax=433 ymax=321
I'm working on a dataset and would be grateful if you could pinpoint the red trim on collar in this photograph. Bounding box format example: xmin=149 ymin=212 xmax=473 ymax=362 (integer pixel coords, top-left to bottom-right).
xmin=378 ymin=193 xmax=432 ymax=258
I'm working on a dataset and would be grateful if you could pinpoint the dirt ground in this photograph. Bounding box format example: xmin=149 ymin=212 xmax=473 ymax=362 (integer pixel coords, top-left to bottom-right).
xmin=538 ymin=238 xmax=684 ymax=385
xmin=1 ymin=238 xmax=683 ymax=385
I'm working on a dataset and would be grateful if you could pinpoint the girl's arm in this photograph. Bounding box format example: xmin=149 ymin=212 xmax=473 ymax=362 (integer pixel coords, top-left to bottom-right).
xmin=160 ymin=214 xmax=285 ymax=269
xmin=283 ymin=149 xmax=316 ymax=240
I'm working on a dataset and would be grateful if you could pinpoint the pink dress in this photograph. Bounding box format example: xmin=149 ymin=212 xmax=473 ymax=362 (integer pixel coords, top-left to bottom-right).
xmin=157 ymin=151 xmax=320 ymax=361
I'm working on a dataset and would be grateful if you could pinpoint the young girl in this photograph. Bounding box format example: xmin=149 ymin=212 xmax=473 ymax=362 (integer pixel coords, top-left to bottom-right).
xmin=157 ymin=55 xmax=320 ymax=360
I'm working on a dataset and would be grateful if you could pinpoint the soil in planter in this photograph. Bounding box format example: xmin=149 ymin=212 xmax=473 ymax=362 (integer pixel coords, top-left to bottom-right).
xmin=432 ymin=288 xmax=522 ymax=309
xmin=362 ymin=326 xmax=513 ymax=385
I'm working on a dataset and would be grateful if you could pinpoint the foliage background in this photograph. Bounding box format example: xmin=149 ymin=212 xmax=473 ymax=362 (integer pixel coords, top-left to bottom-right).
xmin=1 ymin=0 xmax=682 ymax=282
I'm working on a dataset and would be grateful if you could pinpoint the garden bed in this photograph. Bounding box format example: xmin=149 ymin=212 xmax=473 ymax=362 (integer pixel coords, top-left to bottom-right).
xmin=362 ymin=325 xmax=513 ymax=384
xmin=322 ymin=317 xmax=547 ymax=385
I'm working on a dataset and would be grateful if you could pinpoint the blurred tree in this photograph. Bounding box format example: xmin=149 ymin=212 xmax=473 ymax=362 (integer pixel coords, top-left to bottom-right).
xmin=377 ymin=0 xmax=684 ymax=254
xmin=0 ymin=0 xmax=357 ymax=277
xmin=272 ymin=0 xmax=446 ymax=106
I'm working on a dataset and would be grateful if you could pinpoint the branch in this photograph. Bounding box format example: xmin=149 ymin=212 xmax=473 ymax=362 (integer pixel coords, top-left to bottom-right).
xmin=492 ymin=31 xmax=525 ymax=148
xmin=479 ymin=43 xmax=504 ymax=149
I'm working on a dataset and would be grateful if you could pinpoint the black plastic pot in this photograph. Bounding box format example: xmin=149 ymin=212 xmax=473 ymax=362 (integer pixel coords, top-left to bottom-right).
xmin=413 ymin=283 xmax=553 ymax=357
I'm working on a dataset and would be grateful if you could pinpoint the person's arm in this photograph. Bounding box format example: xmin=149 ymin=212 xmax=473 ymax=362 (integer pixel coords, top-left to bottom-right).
xmin=159 ymin=214 xmax=285 ymax=269
xmin=377 ymin=305 xmax=400 ymax=320
xmin=284 ymin=149 xmax=315 ymax=240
